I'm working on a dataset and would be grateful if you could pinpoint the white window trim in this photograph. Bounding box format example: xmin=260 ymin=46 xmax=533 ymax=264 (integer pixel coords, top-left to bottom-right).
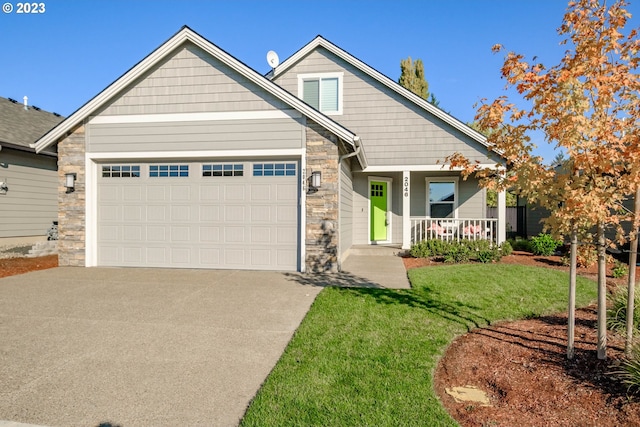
xmin=425 ymin=177 xmax=459 ymax=219
xmin=297 ymin=72 xmax=344 ymax=115
xmin=367 ymin=176 xmax=393 ymax=245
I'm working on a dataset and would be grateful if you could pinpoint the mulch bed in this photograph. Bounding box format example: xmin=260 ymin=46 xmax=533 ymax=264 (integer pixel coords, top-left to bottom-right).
xmin=0 ymin=255 xmax=58 ymax=278
xmin=404 ymin=251 xmax=640 ymax=426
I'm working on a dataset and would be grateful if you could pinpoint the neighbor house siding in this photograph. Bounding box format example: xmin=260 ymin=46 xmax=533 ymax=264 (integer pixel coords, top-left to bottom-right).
xmin=98 ymin=43 xmax=290 ymax=116
xmin=340 ymin=157 xmax=353 ymax=259
xmin=273 ymin=47 xmax=495 ymax=167
xmin=0 ymin=148 xmax=57 ymax=238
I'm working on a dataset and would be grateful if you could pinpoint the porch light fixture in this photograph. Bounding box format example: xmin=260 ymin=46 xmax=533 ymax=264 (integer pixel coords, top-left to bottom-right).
xmin=64 ymin=173 xmax=76 ymax=193
xmin=308 ymin=170 xmax=321 ymax=193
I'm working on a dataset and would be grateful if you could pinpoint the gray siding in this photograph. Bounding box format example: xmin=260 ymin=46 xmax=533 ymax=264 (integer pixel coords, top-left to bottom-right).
xmin=98 ymin=43 xmax=290 ymax=116
xmin=340 ymin=157 xmax=353 ymax=257
xmin=87 ymin=118 xmax=305 ymax=153
xmin=273 ymin=47 xmax=496 ymax=167
xmin=87 ymin=42 xmax=306 ymax=154
xmin=0 ymin=149 xmax=57 ymax=238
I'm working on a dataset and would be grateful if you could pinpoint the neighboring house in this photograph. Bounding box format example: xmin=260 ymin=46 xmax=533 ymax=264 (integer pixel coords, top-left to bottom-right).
xmin=0 ymin=97 xmax=62 ymax=245
xmin=35 ymin=26 xmax=506 ymax=272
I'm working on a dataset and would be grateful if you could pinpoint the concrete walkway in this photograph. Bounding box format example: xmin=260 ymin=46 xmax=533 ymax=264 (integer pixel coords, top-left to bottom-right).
xmin=340 ymin=245 xmax=411 ymax=289
xmin=0 ymin=267 xmax=322 ymax=427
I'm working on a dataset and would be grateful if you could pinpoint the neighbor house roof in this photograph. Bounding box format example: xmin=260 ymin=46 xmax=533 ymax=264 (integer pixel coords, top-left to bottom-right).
xmin=0 ymin=97 xmax=63 ymax=155
xmin=268 ymin=35 xmax=490 ymax=149
xmin=34 ymin=26 xmax=366 ymax=167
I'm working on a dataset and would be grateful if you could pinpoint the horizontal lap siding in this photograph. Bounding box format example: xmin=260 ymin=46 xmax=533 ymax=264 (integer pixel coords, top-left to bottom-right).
xmin=340 ymin=159 xmax=353 ymax=256
xmin=409 ymin=172 xmax=485 ymax=218
xmin=274 ymin=48 xmax=495 ymax=167
xmin=0 ymin=149 xmax=57 ymax=238
xmin=87 ymin=118 xmax=304 ymax=152
xmin=96 ymin=42 xmax=290 ymax=116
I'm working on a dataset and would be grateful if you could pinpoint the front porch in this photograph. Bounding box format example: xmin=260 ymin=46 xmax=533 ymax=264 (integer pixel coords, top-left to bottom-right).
xmin=409 ymin=217 xmax=500 ymax=246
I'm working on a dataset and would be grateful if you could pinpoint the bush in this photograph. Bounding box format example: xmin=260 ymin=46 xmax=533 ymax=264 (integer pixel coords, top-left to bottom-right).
xmin=607 ymin=285 xmax=640 ymax=335
xmin=477 ymin=248 xmax=501 ymax=263
xmin=444 ymin=244 xmax=472 ymax=263
xmin=529 ymin=233 xmax=562 ymax=256
xmin=613 ymin=260 xmax=629 ymax=279
xmin=508 ymin=238 xmax=531 ymax=252
xmin=500 ymin=240 xmax=513 ymax=257
xmin=410 ymin=239 xmax=452 ymax=258
xmin=614 ymin=344 xmax=640 ymax=394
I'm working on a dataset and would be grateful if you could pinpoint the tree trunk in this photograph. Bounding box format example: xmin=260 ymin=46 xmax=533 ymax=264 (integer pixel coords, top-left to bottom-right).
xmin=626 ymin=189 xmax=640 ymax=355
xmin=597 ymin=223 xmax=607 ymax=360
xmin=568 ymin=227 xmax=578 ymax=360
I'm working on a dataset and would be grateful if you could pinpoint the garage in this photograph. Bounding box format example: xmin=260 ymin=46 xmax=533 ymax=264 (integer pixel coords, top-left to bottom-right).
xmin=96 ymin=160 xmax=299 ymax=271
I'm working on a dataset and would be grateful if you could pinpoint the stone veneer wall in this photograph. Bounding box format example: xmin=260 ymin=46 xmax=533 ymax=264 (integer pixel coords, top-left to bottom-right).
xmin=57 ymin=125 xmax=86 ymax=266
xmin=305 ymin=120 xmax=340 ymax=272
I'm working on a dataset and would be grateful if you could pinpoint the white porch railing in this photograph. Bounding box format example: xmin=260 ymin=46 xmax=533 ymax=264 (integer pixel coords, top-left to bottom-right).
xmin=410 ymin=217 xmax=499 ymax=245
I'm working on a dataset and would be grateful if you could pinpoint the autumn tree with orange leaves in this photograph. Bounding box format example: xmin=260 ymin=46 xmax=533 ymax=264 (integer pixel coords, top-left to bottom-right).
xmin=447 ymin=0 xmax=640 ymax=360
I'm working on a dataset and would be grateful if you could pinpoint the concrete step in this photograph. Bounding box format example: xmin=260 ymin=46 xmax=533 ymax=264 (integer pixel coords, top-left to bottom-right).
xmin=26 ymin=240 xmax=58 ymax=258
xmin=347 ymin=245 xmax=407 ymax=257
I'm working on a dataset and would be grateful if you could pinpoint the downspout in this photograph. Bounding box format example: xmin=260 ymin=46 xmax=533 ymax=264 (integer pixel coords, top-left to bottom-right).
xmin=337 ymin=136 xmax=362 ymax=271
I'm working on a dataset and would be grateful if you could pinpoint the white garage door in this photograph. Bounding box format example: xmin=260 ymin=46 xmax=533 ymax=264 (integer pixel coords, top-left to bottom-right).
xmin=97 ymin=161 xmax=299 ymax=271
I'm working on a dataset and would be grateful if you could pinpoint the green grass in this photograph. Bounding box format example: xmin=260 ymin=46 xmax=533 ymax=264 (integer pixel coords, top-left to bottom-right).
xmin=241 ymin=264 xmax=597 ymax=427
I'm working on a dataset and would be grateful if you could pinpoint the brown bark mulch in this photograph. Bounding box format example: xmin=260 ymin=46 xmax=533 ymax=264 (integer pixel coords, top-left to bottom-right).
xmin=404 ymin=251 xmax=640 ymax=427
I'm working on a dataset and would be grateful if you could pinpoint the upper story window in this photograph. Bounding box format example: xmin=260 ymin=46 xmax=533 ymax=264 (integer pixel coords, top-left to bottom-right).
xmin=298 ymin=72 xmax=343 ymax=115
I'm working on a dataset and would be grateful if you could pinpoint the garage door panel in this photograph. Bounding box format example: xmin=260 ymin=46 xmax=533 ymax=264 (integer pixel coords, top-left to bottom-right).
xmin=224 ymin=205 xmax=245 ymax=222
xmin=147 ymin=206 xmax=167 ymax=222
xmin=98 ymin=160 xmax=299 ymax=271
xmin=147 ymin=226 xmax=167 ymax=242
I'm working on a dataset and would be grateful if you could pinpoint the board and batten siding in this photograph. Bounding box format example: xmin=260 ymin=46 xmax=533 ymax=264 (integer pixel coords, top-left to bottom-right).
xmin=273 ymin=47 xmax=495 ymax=167
xmin=340 ymin=158 xmax=353 ymax=258
xmin=0 ymin=149 xmax=57 ymax=238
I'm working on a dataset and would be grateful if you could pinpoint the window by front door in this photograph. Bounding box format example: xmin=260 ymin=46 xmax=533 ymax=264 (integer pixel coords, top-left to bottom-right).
xmin=370 ymin=181 xmax=388 ymax=241
xmin=427 ymin=180 xmax=456 ymax=218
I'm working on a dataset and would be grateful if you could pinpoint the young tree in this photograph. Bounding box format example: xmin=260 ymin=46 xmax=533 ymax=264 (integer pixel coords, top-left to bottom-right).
xmin=447 ymin=0 xmax=640 ymax=359
xmin=399 ymin=57 xmax=429 ymax=100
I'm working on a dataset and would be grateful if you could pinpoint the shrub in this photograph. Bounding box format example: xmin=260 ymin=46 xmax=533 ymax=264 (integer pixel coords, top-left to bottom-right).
xmin=410 ymin=239 xmax=452 ymax=258
xmin=613 ymin=344 xmax=640 ymax=394
xmin=500 ymin=240 xmax=513 ymax=257
xmin=444 ymin=244 xmax=472 ymax=263
xmin=607 ymin=285 xmax=640 ymax=335
xmin=477 ymin=248 xmax=501 ymax=263
xmin=613 ymin=260 xmax=629 ymax=279
xmin=508 ymin=238 xmax=531 ymax=252
xmin=529 ymin=233 xmax=562 ymax=256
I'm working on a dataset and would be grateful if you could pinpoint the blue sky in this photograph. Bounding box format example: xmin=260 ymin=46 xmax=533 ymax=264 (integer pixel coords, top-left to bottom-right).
xmin=1 ymin=0 xmax=638 ymax=162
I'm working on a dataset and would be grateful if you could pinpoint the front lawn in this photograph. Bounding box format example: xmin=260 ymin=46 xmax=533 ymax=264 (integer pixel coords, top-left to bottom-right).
xmin=241 ymin=264 xmax=597 ymax=427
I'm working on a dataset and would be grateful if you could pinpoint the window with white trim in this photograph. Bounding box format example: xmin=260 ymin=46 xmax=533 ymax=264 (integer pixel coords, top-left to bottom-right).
xmin=298 ymin=73 xmax=343 ymax=115
xmin=102 ymin=165 xmax=140 ymax=178
xmin=427 ymin=179 xmax=457 ymax=218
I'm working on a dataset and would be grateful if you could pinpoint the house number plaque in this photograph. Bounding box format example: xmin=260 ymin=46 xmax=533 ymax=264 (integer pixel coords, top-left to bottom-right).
xmin=403 ymin=176 xmax=409 ymax=197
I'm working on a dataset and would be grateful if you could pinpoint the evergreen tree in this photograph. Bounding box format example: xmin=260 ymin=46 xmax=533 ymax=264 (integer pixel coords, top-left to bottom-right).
xmin=399 ymin=57 xmax=429 ymax=100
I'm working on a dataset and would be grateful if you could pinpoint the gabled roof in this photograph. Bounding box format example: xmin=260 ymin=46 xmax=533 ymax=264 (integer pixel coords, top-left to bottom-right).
xmin=35 ymin=26 xmax=365 ymax=167
xmin=0 ymin=97 xmax=63 ymax=155
xmin=269 ymin=35 xmax=489 ymax=148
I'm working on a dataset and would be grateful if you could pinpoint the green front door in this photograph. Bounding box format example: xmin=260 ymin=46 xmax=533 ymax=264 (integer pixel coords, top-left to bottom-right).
xmin=370 ymin=181 xmax=388 ymax=241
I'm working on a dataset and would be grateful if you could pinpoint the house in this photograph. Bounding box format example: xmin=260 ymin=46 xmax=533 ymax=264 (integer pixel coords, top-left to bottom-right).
xmin=0 ymin=96 xmax=63 ymax=245
xmin=35 ymin=26 xmax=506 ymax=272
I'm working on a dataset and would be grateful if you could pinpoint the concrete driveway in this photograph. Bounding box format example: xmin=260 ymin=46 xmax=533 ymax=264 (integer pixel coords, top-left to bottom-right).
xmin=0 ymin=267 xmax=322 ymax=427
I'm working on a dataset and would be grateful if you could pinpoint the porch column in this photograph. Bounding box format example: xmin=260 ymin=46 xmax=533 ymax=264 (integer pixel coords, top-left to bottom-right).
xmin=402 ymin=170 xmax=411 ymax=249
xmin=497 ymin=189 xmax=506 ymax=244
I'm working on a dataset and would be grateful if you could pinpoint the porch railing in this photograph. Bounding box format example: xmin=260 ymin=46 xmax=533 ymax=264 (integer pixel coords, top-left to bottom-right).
xmin=410 ymin=217 xmax=499 ymax=246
